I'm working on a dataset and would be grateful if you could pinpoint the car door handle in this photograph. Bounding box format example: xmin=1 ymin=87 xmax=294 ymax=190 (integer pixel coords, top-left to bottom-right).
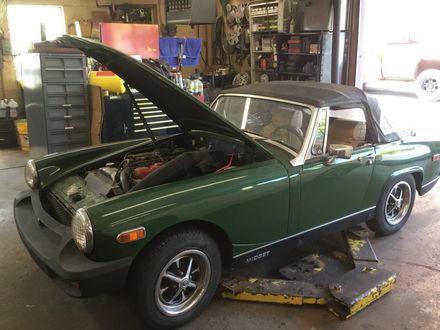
xmin=358 ymin=154 xmax=375 ymax=165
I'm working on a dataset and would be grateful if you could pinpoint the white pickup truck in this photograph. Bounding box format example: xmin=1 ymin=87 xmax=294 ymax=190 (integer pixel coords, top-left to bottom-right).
xmin=380 ymin=41 xmax=440 ymax=101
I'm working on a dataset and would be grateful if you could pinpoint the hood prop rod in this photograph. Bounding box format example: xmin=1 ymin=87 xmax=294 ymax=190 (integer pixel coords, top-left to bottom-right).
xmin=124 ymin=82 xmax=157 ymax=147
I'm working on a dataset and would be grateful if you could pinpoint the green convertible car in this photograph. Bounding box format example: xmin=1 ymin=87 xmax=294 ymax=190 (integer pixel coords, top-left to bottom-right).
xmin=14 ymin=36 xmax=440 ymax=328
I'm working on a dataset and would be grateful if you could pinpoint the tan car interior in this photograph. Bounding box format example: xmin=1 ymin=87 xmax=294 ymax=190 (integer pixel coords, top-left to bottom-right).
xmin=327 ymin=118 xmax=367 ymax=149
xmin=260 ymin=109 xmax=304 ymax=150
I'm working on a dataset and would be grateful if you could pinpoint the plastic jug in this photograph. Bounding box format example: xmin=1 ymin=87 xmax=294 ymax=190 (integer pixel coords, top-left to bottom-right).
xmin=0 ymin=99 xmax=7 ymax=119
xmin=8 ymin=99 xmax=18 ymax=119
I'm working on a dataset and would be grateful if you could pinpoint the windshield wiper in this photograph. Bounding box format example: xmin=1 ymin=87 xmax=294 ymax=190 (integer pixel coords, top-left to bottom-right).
xmin=271 ymin=139 xmax=299 ymax=154
xmin=243 ymin=130 xmax=298 ymax=155
xmin=243 ymin=129 xmax=265 ymax=138
xmin=124 ymin=82 xmax=157 ymax=147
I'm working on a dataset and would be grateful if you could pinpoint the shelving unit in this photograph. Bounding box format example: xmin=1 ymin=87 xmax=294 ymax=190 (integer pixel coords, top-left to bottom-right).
xmin=250 ymin=30 xmax=333 ymax=84
xmin=278 ymin=31 xmax=332 ymax=83
xmin=248 ymin=0 xmax=335 ymax=84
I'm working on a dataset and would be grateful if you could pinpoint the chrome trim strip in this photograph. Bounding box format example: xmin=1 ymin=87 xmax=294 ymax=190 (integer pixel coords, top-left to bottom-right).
xmin=262 ymin=139 xmax=297 ymax=157
xmin=422 ymin=176 xmax=440 ymax=189
xmin=244 ymin=132 xmax=298 ymax=157
xmin=304 ymin=107 xmax=330 ymax=160
xmin=245 ymin=132 xmax=262 ymax=139
xmin=322 ymin=108 xmax=330 ymax=155
xmin=212 ymin=98 xmax=219 ymax=112
xmin=232 ymin=206 xmax=377 ymax=259
xmin=213 ymin=93 xmax=315 ymax=109
xmin=290 ymin=107 xmax=319 ymax=167
xmin=241 ymin=97 xmax=251 ymax=129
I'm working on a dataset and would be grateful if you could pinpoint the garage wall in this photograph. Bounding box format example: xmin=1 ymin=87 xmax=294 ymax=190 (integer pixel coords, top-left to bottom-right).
xmin=5 ymin=0 xmax=163 ymax=27
xmin=1 ymin=0 xmax=105 ymax=101
xmin=175 ymin=24 xmax=212 ymax=79
xmin=0 ymin=0 xmax=215 ymax=106
xmin=214 ymin=0 xmax=251 ymax=75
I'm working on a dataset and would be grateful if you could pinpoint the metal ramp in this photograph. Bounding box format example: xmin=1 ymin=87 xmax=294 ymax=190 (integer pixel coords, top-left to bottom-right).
xmin=221 ymin=227 xmax=396 ymax=319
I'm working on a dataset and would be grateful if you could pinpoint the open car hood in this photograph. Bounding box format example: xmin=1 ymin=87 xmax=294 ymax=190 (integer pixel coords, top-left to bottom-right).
xmin=55 ymin=35 xmax=255 ymax=145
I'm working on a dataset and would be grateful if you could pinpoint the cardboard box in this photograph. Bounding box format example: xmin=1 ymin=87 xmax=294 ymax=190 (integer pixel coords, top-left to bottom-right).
xmin=88 ymin=84 xmax=104 ymax=145
xmin=68 ymin=20 xmax=92 ymax=38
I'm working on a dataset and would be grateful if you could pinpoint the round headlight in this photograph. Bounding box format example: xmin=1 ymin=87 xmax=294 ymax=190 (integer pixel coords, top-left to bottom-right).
xmin=71 ymin=208 xmax=94 ymax=254
xmin=24 ymin=159 xmax=38 ymax=189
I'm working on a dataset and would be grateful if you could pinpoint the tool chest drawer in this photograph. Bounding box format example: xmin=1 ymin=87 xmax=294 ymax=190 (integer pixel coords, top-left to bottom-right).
xmin=40 ymin=54 xmax=85 ymax=69
xmin=48 ymin=130 xmax=89 ymax=145
xmin=47 ymin=107 xmax=88 ymax=120
xmin=47 ymin=119 xmax=89 ymax=132
xmin=46 ymin=95 xmax=87 ymax=107
xmin=41 ymin=54 xmax=86 ymax=82
xmin=44 ymin=83 xmax=86 ymax=96
xmin=42 ymin=67 xmax=87 ymax=82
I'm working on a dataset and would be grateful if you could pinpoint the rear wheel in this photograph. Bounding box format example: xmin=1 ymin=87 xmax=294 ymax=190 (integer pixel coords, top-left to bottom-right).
xmin=367 ymin=175 xmax=416 ymax=236
xmin=415 ymin=69 xmax=440 ymax=101
xmin=130 ymin=228 xmax=222 ymax=329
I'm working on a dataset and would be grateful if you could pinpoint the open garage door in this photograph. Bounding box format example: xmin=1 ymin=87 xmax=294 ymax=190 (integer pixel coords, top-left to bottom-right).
xmin=356 ymin=0 xmax=440 ymax=141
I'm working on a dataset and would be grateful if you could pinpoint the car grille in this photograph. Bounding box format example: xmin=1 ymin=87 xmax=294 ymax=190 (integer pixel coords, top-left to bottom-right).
xmin=41 ymin=192 xmax=73 ymax=226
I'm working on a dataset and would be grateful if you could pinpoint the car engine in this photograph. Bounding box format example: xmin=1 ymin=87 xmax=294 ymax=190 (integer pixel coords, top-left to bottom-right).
xmin=42 ymin=135 xmax=250 ymax=225
xmin=84 ymin=141 xmax=241 ymax=198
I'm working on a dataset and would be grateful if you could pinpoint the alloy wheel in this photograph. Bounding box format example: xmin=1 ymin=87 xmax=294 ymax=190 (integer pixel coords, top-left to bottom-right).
xmin=384 ymin=181 xmax=412 ymax=225
xmin=421 ymin=77 xmax=439 ymax=96
xmin=155 ymin=249 xmax=211 ymax=316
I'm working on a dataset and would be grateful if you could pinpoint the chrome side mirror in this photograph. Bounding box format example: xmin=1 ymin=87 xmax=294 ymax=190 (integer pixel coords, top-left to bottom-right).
xmin=329 ymin=144 xmax=353 ymax=159
xmin=324 ymin=144 xmax=353 ymax=165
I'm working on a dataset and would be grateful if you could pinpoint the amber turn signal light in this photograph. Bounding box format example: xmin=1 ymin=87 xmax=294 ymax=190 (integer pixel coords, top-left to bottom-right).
xmin=116 ymin=227 xmax=146 ymax=244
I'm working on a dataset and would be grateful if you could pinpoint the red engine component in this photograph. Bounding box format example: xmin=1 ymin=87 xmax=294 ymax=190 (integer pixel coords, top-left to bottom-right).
xmin=133 ymin=162 xmax=163 ymax=179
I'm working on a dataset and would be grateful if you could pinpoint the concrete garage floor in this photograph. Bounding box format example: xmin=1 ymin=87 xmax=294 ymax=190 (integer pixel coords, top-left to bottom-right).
xmin=1 ymin=128 xmax=440 ymax=328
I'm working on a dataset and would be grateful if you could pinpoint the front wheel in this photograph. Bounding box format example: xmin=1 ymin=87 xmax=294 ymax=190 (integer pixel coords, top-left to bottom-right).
xmin=415 ymin=69 xmax=440 ymax=101
xmin=367 ymin=175 xmax=416 ymax=236
xmin=130 ymin=228 xmax=222 ymax=329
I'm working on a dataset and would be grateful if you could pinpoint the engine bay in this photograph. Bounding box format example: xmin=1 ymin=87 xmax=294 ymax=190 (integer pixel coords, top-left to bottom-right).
xmin=85 ymin=135 xmax=251 ymax=198
xmin=45 ymin=134 xmax=258 ymax=219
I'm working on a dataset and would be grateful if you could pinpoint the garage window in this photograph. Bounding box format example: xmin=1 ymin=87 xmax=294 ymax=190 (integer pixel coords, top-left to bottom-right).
xmin=7 ymin=5 xmax=66 ymax=55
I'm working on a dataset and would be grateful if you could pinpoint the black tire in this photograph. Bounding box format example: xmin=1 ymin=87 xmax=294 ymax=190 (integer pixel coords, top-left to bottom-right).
xmin=129 ymin=227 xmax=222 ymax=329
xmin=367 ymin=175 xmax=416 ymax=236
xmin=415 ymin=69 xmax=440 ymax=101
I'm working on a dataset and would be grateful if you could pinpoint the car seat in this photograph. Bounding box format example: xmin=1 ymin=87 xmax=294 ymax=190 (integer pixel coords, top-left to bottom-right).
xmin=260 ymin=109 xmax=304 ymax=151
xmin=327 ymin=119 xmax=367 ymax=149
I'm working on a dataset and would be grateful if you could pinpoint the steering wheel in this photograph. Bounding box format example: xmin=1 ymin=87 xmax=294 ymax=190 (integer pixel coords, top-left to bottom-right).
xmin=272 ymin=126 xmax=304 ymax=151
xmin=245 ymin=112 xmax=266 ymax=131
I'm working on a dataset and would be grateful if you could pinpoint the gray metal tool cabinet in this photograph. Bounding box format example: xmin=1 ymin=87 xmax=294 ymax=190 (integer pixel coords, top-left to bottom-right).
xmin=22 ymin=52 xmax=90 ymax=158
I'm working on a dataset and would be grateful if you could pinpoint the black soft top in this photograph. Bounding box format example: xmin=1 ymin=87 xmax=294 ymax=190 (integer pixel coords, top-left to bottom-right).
xmin=226 ymin=81 xmax=368 ymax=108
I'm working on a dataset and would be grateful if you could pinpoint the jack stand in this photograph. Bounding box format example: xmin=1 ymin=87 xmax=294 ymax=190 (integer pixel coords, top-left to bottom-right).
xmin=221 ymin=227 xmax=396 ymax=319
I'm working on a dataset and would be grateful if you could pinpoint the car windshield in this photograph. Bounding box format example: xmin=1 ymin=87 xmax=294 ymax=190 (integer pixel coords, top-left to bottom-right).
xmin=214 ymin=96 xmax=312 ymax=153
